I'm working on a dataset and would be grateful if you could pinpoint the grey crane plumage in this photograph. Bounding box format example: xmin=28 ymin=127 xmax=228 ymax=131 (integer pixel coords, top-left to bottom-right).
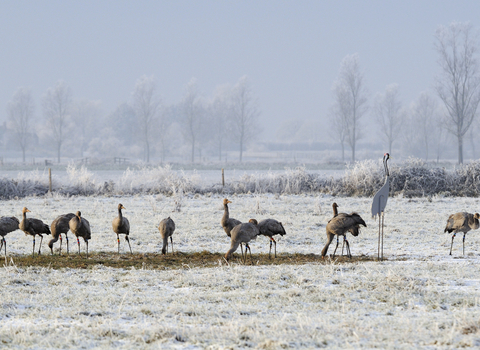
xmin=225 ymin=219 xmax=260 ymax=263
xmin=19 ymin=207 xmax=51 ymax=256
xmin=112 ymin=203 xmax=132 ymax=254
xmin=158 ymin=217 xmax=175 ymax=255
xmin=48 ymin=213 xmax=76 ymax=255
xmin=331 ymin=202 xmax=358 ymax=256
xmin=69 ymin=211 xmax=91 ymax=258
xmin=257 ymin=219 xmax=286 ymax=258
xmin=371 ymin=153 xmax=390 ymax=260
xmin=322 ymin=203 xmax=366 ymax=258
xmin=0 ymin=216 xmax=20 ymax=257
xmin=444 ymin=212 xmax=480 ymax=255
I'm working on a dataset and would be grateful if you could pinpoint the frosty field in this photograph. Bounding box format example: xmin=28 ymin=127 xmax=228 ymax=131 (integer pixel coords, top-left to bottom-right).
xmin=2 ymin=193 xmax=480 ymax=348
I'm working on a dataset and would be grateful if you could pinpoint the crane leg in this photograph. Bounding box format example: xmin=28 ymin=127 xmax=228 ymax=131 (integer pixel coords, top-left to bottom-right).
xmin=274 ymin=239 xmax=277 ymax=258
xmin=269 ymin=240 xmax=272 ymax=259
xmin=332 ymin=236 xmax=340 ymax=258
xmin=346 ymin=238 xmax=351 ymax=258
xmin=126 ymin=235 xmax=133 ymax=254
xmin=66 ymin=234 xmax=69 ymax=255
xmin=59 ymin=234 xmax=62 ymax=255
xmin=1 ymin=237 xmax=5 ymax=257
xmin=378 ymin=217 xmax=381 ymax=260
xmin=381 ymin=213 xmax=384 ymax=260
xmin=247 ymin=244 xmax=252 ymax=265
xmin=86 ymin=240 xmax=89 ymax=259
xmin=170 ymin=236 xmax=174 ymax=255
xmin=77 ymin=238 xmax=81 ymax=255
xmin=242 ymin=244 xmax=248 ymax=264
xmin=0 ymin=238 xmax=3 ymax=255
xmin=32 ymin=237 xmax=35 ymax=256
xmin=463 ymin=233 xmax=466 ymax=256
xmin=449 ymin=233 xmax=456 ymax=255
xmin=38 ymin=234 xmax=43 ymax=255
xmin=117 ymin=234 xmax=120 ymax=254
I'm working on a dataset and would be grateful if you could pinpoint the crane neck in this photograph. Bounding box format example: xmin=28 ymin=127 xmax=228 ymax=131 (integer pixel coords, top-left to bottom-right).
xmin=223 ymin=203 xmax=229 ymax=217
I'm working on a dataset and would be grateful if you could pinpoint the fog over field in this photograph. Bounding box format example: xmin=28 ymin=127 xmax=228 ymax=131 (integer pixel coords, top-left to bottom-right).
xmin=1 ymin=2 xmax=480 ymax=164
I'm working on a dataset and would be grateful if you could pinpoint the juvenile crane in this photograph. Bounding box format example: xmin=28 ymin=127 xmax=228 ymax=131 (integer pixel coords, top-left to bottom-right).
xmin=0 ymin=216 xmax=20 ymax=257
xmin=444 ymin=212 xmax=480 ymax=256
xmin=371 ymin=153 xmax=390 ymax=259
xmin=159 ymin=217 xmax=175 ymax=255
xmin=221 ymin=198 xmax=245 ymax=256
xmin=19 ymin=207 xmax=51 ymax=256
xmin=257 ymin=219 xmax=286 ymax=258
xmin=112 ymin=203 xmax=132 ymax=254
xmin=69 ymin=211 xmax=91 ymax=258
xmin=221 ymin=198 xmax=242 ymax=236
xmin=322 ymin=204 xmax=366 ymax=259
xmin=225 ymin=219 xmax=260 ymax=264
xmin=48 ymin=213 xmax=76 ymax=255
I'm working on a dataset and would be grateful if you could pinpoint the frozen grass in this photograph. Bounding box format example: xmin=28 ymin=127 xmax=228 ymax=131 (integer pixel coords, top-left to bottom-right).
xmin=1 ymin=194 xmax=480 ymax=347
xmin=1 ymin=261 xmax=480 ymax=348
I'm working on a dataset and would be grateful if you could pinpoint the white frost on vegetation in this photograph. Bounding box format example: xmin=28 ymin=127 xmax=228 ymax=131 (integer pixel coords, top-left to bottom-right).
xmin=4 ymin=159 xmax=480 ymax=198
xmin=1 ymin=194 xmax=480 ymax=347
xmin=1 ymin=261 xmax=480 ymax=348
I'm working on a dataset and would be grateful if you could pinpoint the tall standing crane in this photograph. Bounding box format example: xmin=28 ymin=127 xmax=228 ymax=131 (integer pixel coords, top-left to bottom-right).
xmin=371 ymin=153 xmax=390 ymax=260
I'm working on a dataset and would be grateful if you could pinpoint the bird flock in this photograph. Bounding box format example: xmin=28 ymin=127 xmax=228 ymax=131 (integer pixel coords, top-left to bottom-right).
xmin=0 ymin=197 xmax=477 ymax=261
xmin=0 ymin=154 xmax=478 ymax=261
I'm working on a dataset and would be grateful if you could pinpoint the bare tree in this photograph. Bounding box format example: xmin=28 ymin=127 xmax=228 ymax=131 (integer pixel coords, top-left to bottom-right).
xmin=181 ymin=78 xmax=204 ymax=162
xmin=105 ymin=103 xmax=137 ymax=147
xmin=156 ymin=105 xmax=172 ymax=163
xmin=331 ymin=54 xmax=368 ymax=162
xmin=401 ymin=108 xmax=422 ymax=158
xmin=132 ymin=75 xmax=160 ymax=163
xmin=210 ymin=84 xmax=233 ymax=161
xmin=374 ymin=84 xmax=404 ymax=154
xmin=230 ymin=76 xmax=260 ymax=162
xmin=411 ymin=92 xmax=438 ymax=161
xmin=435 ymin=22 xmax=480 ymax=164
xmin=43 ymin=80 xmax=72 ymax=163
xmin=72 ymin=99 xmax=102 ymax=157
xmin=329 ymin=88 xmax=349 ymax=163
xmin=7 ymin=87 xmax=35 ymax=163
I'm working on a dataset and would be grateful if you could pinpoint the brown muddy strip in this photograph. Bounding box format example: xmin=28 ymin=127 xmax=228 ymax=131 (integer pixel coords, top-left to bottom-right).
xmin=3 ymin=251 xmax=383 ymax=270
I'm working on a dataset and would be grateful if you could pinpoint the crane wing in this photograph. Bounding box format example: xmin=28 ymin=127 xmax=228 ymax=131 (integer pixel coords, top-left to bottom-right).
xmin=371 ymin=181 xmax=389 ymax=219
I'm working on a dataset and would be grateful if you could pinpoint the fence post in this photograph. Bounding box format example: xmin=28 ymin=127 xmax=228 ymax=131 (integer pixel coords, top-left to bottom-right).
xmin=49 ymin=168 xmax=52 ymax=193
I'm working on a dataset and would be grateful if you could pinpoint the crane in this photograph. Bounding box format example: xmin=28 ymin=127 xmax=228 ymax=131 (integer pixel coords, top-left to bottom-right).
xmin=371 ymin=153 xmax=390 ymax=260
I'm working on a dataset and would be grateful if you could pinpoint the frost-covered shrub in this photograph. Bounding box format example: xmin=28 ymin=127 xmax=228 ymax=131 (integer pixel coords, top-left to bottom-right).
xmin=3 ymin=159 xmax=480 ymax=198
xmin=227 ymin=167 xmax=328 ymax=195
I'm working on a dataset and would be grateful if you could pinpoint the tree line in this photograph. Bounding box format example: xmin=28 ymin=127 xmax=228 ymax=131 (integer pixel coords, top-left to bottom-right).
xmin=329 ymin=22 xmax=480 ymax=164
xmin=4 ymin=75 xmax=260 ymax=164
xmin=5 ymin=21 xmax=480 ymax=165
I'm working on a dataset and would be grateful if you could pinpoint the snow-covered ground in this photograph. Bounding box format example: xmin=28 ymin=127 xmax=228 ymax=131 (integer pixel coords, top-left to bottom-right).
xmin=1 ymin=193 xmax=480 ymax=348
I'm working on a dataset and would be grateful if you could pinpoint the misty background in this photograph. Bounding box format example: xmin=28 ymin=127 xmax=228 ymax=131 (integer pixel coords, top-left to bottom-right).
xmin=1 ymin=1 xmax=480 ymax=167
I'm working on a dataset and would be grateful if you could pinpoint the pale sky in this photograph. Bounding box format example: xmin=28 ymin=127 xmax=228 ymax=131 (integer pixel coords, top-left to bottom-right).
xmin=1 ymin=1 xmax=479 ymax=141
